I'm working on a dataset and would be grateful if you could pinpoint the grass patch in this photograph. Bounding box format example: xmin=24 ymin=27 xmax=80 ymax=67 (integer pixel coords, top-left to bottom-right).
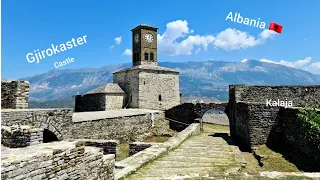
xmin=142 ymin=136 xmax=171 ymax=143
xmin=255 ymin=145 xmax=299 ymax=172
xmin=203 ymin=123 xmax=229 ymax=133
xmin=116 ymin=143 xmax=129 ymax=161
xmin=242 ymin=145 xmax=299 ymax=173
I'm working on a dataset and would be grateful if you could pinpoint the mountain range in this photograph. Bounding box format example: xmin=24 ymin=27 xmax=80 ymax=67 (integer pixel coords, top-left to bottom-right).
xmin=20 ymin=60 xmax=320 ymax=107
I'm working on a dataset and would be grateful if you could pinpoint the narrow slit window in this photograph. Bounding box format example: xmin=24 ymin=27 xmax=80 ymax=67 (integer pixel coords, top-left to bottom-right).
xmin=144 ymin=53 xmax=149 ymax=60
xmin=150 ymin=53 xmax=154 ymax=61
xmin=158 ymin=95 xmax=162 ymax=101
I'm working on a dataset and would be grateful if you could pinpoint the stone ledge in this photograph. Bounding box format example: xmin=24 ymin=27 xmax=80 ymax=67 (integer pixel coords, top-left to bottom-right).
xmin=114 ymin=123 xmax=200 ymax=180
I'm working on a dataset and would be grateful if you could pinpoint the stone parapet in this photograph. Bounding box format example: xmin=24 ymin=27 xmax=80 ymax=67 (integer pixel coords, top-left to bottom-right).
xmin=1 ymin=80 xmax=29 ymax=109
xmin=1 ymin=125 xmax=43 ymax=148
xmin=1 ymin=141 xmax=115 ymax=180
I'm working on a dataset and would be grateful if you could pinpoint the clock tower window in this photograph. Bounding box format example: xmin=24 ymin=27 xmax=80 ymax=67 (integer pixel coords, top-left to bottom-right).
xmin=144 ymin=53 xmax=149 ymax=60
xmin=150 ymin=53 xmax=154 ymax=61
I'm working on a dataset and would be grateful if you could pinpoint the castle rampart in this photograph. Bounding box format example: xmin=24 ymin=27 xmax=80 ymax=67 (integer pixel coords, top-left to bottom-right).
xmin=1 ymin=80 xmax=29 ymax=109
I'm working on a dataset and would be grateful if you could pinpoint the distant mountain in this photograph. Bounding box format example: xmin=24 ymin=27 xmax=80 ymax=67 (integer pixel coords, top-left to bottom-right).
xmin=21 ymin=60 xmax=320 ymax=103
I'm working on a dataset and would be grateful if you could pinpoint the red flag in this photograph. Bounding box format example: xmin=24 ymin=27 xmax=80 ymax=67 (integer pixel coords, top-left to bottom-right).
xmin=269 ymin=22 xmax=283 ymax=33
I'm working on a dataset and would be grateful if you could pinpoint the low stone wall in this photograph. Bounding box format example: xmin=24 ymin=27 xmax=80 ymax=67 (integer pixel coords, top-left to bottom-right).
xmin=70 ymin=112 xmax=164 ymax=142
xmin=1 ymin=141 xmax=115 ymax=180
xmin=1 ymin=80 xmax=29 ymax=109
xmin=70 ymin=139 xmax=119 ymax=157
xmin=129 ymin=142 xmax=160 ymax=156
xmin=115 ymin=123 xmax=200 ymax=179
xmin=165 ymin=102 xmax=228 ymax=131
xmin=1 ymin=125 xmax=43 ymax=148
xmin=165 ymin=103 xmax=197 ymax=131
xmin=1 ymin=108 xmax=73 ymax=140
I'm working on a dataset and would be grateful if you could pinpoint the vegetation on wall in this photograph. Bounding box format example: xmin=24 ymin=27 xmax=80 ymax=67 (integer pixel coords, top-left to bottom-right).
xmin=297 ymin=107 xmax=320 ymax=147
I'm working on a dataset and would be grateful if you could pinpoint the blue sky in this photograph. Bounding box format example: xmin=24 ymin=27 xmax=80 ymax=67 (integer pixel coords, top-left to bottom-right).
xmin=2 ymin=0 xmax=320 ymax=79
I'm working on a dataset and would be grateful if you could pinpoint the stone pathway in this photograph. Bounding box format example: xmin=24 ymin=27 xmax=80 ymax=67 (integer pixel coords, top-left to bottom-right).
xmin=125 ymin=125 xmax=243 ymax=180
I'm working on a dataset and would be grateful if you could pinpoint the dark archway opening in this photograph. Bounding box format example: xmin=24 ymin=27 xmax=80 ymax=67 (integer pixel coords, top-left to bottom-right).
xmin=43 ymin=129 xmax=58 ymax=143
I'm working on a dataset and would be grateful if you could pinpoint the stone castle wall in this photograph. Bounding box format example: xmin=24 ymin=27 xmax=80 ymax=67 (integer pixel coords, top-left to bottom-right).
xmin=230 ymin=84 xmax=320 ymax=107
xmin=70 ymin=112 xmax=165 ymax=142
xmin=1 ymin=109 xmax=73 ymax=140
xmin=1 ymin=141 xmax=115 ymax=180
xmin=228 ymin=85 xmax=320 ymax=150
xmin=273 ymin=107 xmax=320 ymax=171
xmin=1 ymin=125 xmax=43 ymax=148
xmin=1 ymin=80 xmax=29 ymax=109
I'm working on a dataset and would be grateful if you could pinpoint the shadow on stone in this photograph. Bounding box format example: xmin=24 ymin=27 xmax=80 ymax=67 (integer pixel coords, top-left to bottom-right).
xmin=209 ymin=133 xmax=236 ymax=146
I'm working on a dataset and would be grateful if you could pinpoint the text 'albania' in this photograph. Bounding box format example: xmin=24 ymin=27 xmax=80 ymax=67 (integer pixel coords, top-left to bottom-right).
xmin=226 ymin=12 xmax=266 ymax=29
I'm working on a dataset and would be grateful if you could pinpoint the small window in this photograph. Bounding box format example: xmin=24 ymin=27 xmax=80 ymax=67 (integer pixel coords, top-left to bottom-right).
xmin=130 ymin=95 xmax=132 ymax=102
xmin=150 ymin=53 xmax=154 ymax=61
xmin=144 ymin=53 xmax=149 ymax=60
xmin=158 ymin=95 xmax=162 ymax=101
xmin=144 ymin=81 xmax=145 ymax=85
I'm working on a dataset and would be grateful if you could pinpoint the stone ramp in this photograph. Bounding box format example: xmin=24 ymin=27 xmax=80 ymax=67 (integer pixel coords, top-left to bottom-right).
xmin=125 ymin=125 xmax=242 ymax=180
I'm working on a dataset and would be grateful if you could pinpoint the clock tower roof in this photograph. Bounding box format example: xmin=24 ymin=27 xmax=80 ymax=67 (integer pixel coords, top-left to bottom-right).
xmin=131 ymin=24 xmax=158 ymax=32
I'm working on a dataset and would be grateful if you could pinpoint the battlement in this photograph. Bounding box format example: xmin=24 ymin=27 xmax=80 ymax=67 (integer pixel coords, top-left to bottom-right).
xmin=1 ymin=80 xmax=30 ymax=109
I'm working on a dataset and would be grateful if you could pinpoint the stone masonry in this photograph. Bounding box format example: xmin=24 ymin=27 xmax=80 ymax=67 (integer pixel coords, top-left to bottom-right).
xmin=75 ymin=139 xmax=120 ymax=157
xmin=71 ymin=111 xmax=164 ymax=142
xmin=1 ymin=141 xmax=115 ymax=180
xmin=1 ymin=80 xmax=29 ymax=109
xmin=1 ymin=125 xmax=43 ymax=148
xmin=1 ymin=108 xmax=73 ymax=140
xmin=228 ymin=84 xmax=320 ymax=149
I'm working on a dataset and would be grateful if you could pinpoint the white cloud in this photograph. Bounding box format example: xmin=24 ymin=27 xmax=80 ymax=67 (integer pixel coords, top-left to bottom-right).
xmin=109 ymin=45 xmax=114 ymax=49
xmin=115 ymin=36 xmax=122 ymax=44
xmin=241 ymin=59 xmax=248 ymax=63
xmin=123 ymin=49 xmax=132 ymax=56
xmin=259 ymin=57 xmax=320 ymax=75
xmin=306 ymin=62 xmax=320 ymax=74
xmin=260 ymin=57 xmax=312 ymax=68
xmin=157 ymin=20 xmax=277 ymax=55
xmin=213 ymin=29 xmax=276 ymax=50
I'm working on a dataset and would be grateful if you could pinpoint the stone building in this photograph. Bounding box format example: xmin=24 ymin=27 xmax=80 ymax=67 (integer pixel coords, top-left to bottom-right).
xmin=74 ymin=83 xmax=125 ymax=111
xmin=75 ymin=24 xmax=181 ymax=111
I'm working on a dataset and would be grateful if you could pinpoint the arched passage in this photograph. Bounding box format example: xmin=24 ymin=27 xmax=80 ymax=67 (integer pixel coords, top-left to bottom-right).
xmin=201 ymin=108 xmax=230 ymax=126
xmin=43 ymin=129 xmax=58 ymax=143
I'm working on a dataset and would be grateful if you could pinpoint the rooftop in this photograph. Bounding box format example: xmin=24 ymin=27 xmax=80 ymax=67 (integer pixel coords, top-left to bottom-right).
xmin=113 ymin=65 xmax=179 ymax=74
xmin=131 ymin=24 xmax=158 ymax=31
xmin=85 ymin=83 xmax=125 ymax=94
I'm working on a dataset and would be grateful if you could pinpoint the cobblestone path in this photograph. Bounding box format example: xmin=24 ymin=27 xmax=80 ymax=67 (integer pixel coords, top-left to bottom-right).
xmin=125 ymin=124 xmax=243 ymax=180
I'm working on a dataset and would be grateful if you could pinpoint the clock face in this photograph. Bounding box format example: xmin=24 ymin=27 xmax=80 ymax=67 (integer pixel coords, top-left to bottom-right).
xmin=144 ymin=33 xmax=154 ymax=43
xmin=134 ymin=34 xmax=139 ymax=43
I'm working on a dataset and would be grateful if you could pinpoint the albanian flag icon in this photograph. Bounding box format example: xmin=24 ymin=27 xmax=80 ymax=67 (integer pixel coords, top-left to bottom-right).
xmin=269 ymin=22 xmax=283 ymax=33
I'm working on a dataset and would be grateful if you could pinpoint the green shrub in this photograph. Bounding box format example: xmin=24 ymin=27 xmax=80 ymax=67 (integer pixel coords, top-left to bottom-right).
xmin=297 ymin=107 xmax=320 ymax=145
xmin=298 ymin=107 xmax=320 ymax=126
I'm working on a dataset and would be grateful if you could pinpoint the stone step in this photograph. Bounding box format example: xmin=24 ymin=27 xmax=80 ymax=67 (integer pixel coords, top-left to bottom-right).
xmin=133 ymin=167 xmax=215 ymax=177
xmin=172 ymin=149 xmax=234 ymax=154
xmin=159 ymin=156 xmax=235 ymax=163
xmin=143 ymin=161 xmax=214 ymax=168
xmin=167 ymin=152 xmax=235 ymax=158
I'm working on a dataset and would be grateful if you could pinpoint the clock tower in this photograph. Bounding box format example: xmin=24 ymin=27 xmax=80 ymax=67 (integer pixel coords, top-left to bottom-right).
xmin=131 ymin=24 xmax=158 ymax=66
